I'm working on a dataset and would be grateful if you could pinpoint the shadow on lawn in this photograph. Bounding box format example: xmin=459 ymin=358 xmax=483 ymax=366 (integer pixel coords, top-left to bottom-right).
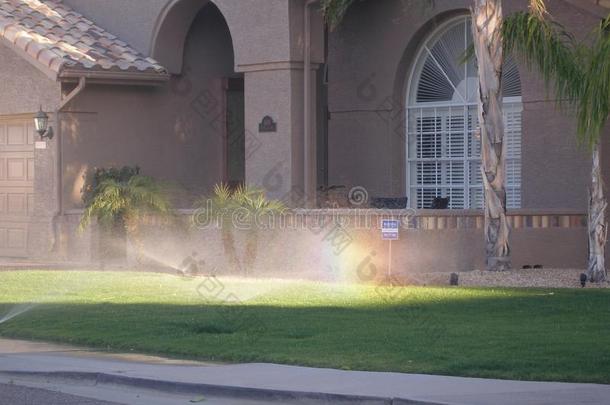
xmin=0 ymin=289 xmax=609 ymax=384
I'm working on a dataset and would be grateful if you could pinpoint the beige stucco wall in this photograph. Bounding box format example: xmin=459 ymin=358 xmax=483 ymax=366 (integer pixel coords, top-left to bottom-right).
xmin=61 ymin=0 xmax=323 ymax=72
xmin=55 ymin=0 xmax=605 ymax=211
xmin=0 ymin=43 xmax=60 ymax=115
xmin=0 ymin=43 xmax=61 ymax=259
xmin=520 ymin=0 xmax=607 ymax=210
xmin=53 ymin=0 xmax=325 ymax=210
xmin=244 ymin=68 xmax=303 ymax=199
xmin=326 ymin=0 xmax=601 ymax=211
xmin=59 ymin=210 xmax=589 ymax=275
xmin=61 ymin=4 xmax=236 ymax=210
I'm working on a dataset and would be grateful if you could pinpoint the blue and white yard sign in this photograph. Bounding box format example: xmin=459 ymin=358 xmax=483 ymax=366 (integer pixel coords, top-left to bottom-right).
xmin=381 ymin=219 xmax=400 ymax=241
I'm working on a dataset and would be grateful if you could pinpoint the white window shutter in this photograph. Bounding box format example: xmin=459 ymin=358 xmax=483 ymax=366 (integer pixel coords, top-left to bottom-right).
xmin=407 ymin=16 xmax=523 ymax=210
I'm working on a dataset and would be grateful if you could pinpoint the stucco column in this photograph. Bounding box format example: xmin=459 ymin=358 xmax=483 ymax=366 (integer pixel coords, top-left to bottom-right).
xmin=243 ymin=66 xmax=317 ymax=205
xmin=237 ymin=0 xmax=323 ymax=206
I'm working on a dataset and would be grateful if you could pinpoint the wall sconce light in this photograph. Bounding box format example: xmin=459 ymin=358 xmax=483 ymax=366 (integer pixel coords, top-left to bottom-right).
xmin=34 ymin=107 xmax=54 ymax=140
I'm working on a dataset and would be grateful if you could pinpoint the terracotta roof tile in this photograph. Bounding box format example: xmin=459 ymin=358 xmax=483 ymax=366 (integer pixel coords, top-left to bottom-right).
xmin=4 ymin=25 xmax=20 ymax=42
xmin=0 ymin=0 xmax=168 ymax=80
xmin=25 ymin=39 xmax=45 ymax=58
xmin=37 ymin=47 xmax=55 ymax=66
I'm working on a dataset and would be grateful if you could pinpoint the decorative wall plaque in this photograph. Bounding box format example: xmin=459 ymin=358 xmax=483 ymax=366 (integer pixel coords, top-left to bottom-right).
xmin=259 ymin=116 xmax=277 ymax=132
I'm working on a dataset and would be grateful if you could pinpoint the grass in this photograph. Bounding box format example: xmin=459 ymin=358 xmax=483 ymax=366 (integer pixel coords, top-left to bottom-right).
xmin=0 ymin=271 xmax=609 ymax=383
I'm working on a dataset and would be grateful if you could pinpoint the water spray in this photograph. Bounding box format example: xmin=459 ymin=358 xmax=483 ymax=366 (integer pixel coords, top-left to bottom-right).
xmin=0 ymin=303 xmax=39 ymax=325
xmin=0 ymin=279 xmax=79 ymax=326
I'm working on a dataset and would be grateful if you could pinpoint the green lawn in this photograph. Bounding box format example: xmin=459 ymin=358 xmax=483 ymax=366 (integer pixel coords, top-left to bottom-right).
xmin=0 ymin=271 xmax=608 ymax=383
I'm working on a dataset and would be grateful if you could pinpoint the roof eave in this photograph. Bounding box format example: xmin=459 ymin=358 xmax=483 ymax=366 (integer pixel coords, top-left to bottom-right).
xmin=59 ymin=68 xmax=170 ymax=86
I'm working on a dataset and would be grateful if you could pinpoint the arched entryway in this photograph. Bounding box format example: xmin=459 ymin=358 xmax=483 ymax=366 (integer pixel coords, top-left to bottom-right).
xmin=152 ymin=0 xmax=236 ymax=75
xmin=153 ymin=1 xmax=245 ymax=193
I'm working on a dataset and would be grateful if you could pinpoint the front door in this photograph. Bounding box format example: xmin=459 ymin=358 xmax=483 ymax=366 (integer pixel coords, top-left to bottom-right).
xmin=225 ymin=77 xmax=245 ymax=188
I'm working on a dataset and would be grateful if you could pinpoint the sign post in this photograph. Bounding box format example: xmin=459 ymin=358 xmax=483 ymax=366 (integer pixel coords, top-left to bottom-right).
xmin=381 ymin=219 xmax=400 ymax=278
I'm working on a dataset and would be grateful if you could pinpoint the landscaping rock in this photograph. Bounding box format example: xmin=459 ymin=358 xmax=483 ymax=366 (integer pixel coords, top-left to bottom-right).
xmin=415 ymin=269 xmax=610 ymax=288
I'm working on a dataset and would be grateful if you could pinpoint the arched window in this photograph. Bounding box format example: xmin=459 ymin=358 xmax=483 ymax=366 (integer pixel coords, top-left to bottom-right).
xmin=407 ymin=15 xmax=522 ymax=209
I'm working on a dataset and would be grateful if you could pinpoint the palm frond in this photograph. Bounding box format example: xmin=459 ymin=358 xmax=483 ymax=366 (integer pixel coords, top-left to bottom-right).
xmin=79 ymin=178 xmax=125 ymax=231
xmin=128 ymin=175 xmax=171 ymax=214
xmin=577 ymin=15 xmax=610 ymax=145
xmin=529 ymin=0 xmax=547 ymax=19
xmin=503 ymin=10 xmax=610 ymax=147
xmin=79 ymin=174 xmax=172 ymax=232
xmin=503 ymin=11 xmax=581 ymax=102
xmin=320 ymin=0 xmax=356 ymax=30
xmin=232 ymin=185 xmax=285 ymax=213
xmin=196 ymin=183 xmax=285 ymax=228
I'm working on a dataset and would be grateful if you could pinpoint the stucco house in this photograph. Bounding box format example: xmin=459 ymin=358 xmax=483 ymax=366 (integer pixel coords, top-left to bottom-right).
xmin=0 ymin=0 xmax=608 ymax=274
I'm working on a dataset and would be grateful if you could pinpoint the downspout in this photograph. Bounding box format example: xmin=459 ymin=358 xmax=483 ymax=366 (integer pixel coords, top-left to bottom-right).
xmin=304 ymin=0 xmax=318 ymax=208
xmin=52 ymin=77 xmax=87 ymax=251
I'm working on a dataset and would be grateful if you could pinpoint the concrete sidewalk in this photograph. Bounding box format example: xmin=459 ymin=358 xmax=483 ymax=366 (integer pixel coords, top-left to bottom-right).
xmin=0 ymin=339 xmax=608 ymax=405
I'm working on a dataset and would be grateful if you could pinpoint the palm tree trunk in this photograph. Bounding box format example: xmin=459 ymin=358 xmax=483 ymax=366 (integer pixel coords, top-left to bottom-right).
xmin=244 ymin=229 xmax=259 ymax=276
xmin=99 ymin=219 xmax=127 ymax=268
xmin=221 ymin=223 xmax=242 ymax=273
xmin=587 ymin=141 xmax=607 ymax=282
xmin=125 ymin=216 xmax=145 ymax=265
xmin=472 ymin=0 xmax=511 ymax=271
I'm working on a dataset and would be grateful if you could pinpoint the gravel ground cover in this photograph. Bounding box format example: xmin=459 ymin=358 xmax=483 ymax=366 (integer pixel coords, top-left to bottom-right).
xmin=416 ymin=268 xmax=610 ymax=288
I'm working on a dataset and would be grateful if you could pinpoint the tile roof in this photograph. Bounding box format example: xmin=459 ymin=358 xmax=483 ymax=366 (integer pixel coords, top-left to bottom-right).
xmin=0 ymin=0 xmax=168 ymax=81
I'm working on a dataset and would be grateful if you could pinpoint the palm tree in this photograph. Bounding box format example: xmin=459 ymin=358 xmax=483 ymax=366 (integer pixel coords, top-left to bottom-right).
xmin=196 ymin=183 xmax=242 ymax=273
xmin=232 ymin=185 xmax=285 ymax=271
xmin=322 ymin=0 xmax=514 ymax=270
xmin=503 ymin=4 xmax=609 ymax=282
xmin=80 ymin=172 xmax=173 ymax=263
xmin=195 ymin=184 xmax=285 ymax=275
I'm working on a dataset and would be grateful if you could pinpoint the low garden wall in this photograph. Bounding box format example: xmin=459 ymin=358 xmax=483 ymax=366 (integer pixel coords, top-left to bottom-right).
xmin=57 ymin=208 xmax=589 ymax=281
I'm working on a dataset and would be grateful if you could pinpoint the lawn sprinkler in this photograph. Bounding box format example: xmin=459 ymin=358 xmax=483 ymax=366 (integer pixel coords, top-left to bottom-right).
xmin=580 ymin=273 xmax=587 ymax=288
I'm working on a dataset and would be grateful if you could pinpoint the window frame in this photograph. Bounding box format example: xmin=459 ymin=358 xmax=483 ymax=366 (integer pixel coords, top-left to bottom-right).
xmin=405 ymin=15 xmax=523 ymax=210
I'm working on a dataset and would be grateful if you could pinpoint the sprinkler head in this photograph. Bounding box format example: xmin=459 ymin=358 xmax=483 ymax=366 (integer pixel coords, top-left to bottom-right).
xmin=580 ymin=273 xmax=587 ymax=288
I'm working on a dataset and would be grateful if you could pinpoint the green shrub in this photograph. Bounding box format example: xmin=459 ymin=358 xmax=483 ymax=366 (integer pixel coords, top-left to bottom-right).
xmin=79 ymin=166 xmax=173 ymax=262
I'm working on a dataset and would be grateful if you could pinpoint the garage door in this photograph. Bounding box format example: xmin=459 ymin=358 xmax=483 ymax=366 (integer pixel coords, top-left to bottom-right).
xmin=0 ymin=117 xmax=34 ymax=257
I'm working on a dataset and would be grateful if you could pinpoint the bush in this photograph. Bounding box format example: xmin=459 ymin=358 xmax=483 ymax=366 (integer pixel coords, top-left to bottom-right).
xmin=79 ymin=166 xmax=173 ymax=263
